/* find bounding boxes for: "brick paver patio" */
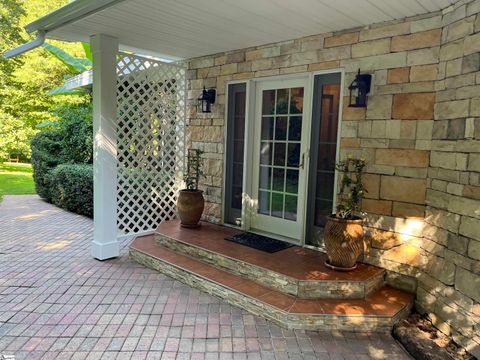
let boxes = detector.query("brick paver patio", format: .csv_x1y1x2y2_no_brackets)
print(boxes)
0,195,411,359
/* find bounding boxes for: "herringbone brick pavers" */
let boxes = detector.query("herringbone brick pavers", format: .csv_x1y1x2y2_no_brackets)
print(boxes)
0,195,411,359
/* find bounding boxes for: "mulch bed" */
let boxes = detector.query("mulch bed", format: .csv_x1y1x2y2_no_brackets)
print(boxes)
393,313,476,360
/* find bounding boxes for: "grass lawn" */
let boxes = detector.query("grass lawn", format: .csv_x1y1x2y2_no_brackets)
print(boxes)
0,162,36,201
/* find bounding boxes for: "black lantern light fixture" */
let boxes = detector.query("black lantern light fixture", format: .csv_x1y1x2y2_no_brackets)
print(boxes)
197,87,216,113
348,69,372,108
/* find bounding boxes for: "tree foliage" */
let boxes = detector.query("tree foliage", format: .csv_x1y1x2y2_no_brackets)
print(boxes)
0,113,37,160
0,0,25,87
0,0,90,160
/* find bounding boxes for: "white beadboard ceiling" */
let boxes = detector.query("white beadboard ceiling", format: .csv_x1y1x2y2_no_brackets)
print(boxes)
42,0,456,60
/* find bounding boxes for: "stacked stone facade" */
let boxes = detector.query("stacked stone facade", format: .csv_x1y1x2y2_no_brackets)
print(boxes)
185,0,480,354
421,1,480,354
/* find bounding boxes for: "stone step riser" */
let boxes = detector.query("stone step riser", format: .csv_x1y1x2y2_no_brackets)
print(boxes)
130,247,411,332
155,233,385,299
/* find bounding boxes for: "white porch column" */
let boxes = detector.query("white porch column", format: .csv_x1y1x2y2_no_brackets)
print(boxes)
90,34,119,260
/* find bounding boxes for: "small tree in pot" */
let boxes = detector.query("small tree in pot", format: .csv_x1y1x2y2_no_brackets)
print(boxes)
324,156,367,271
177,149,205,227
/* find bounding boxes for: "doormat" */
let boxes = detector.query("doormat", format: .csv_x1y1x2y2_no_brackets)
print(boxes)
224,232,294,253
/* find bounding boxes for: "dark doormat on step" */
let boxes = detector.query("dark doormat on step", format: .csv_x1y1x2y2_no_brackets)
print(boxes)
224,232,294,253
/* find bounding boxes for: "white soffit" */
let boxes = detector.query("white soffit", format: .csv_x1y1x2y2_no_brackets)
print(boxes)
37,0,456,60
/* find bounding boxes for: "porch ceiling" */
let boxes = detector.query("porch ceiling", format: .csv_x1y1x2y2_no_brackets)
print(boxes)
32,0,455,60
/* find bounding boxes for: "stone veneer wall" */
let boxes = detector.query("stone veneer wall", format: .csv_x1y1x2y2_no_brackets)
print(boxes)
184,0,480,354
421,0,480,354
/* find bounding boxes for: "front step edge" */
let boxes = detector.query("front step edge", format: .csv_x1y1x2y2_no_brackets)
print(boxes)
130,244,413,332
155,233,385,300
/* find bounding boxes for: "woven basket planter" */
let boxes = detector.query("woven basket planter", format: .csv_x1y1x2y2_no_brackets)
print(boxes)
323,215,364,271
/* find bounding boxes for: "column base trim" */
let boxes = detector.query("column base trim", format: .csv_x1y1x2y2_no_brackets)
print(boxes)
91,240,120,260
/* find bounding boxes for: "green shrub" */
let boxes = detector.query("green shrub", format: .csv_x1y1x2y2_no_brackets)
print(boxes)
49,164,93,217
55,104,93,164
30,130,64,201
30,103,93,215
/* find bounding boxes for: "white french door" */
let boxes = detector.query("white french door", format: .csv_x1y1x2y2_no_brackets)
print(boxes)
250,77,311,242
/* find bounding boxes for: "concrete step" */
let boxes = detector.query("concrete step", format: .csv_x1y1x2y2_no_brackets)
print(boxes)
130,235,414,332
154,220,385,299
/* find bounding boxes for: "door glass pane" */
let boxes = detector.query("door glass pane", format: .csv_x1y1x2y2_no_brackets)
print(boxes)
272,168,285,192
288,116,302,141
277,89,289,114
285,195,298,221
275,117,288,140
262,90,275,115
261,117,274,140
317,143,337,171
313,84,340,228
306,74,341,247
259,191,271,215
233,141,244,162
260,142,272,165
286,169,299,194
225,83,247,226
232,163,243,186
257,86,304,221
316,172,335,199
273,142,286,166
259,166,271,190
287,143,300,167
231,186,242,209
315,199,332,227
290,87,304,114
271,193,284,218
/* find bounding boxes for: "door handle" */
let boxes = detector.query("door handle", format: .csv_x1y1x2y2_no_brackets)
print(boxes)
299,152,305,170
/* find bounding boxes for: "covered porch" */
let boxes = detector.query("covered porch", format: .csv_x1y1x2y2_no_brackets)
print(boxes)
7,0,480,349
15,0,458,260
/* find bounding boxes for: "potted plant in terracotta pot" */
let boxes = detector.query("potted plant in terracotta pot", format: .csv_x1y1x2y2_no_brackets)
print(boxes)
177,148,205,227
324,156,367,271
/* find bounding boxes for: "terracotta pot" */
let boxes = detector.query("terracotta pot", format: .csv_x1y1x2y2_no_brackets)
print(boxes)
323,215,364,271
177,189,205,227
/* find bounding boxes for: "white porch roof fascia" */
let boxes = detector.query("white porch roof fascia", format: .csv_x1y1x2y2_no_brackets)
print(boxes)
14,0,457,61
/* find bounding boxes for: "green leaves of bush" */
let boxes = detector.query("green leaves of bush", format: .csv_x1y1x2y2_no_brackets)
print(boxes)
54,104,93,164
30,130,64,201
30,103,93,217
49,164,93,217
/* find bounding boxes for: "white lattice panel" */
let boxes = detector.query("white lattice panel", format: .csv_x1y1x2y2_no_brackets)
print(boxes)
116,53,186,234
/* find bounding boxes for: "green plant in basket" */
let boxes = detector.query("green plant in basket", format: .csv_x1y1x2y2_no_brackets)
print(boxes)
184,148,204,190
335,156,367,219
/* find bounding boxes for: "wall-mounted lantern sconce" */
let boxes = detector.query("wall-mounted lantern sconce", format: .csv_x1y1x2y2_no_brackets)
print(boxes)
197,87,216,113
348,69,372,108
